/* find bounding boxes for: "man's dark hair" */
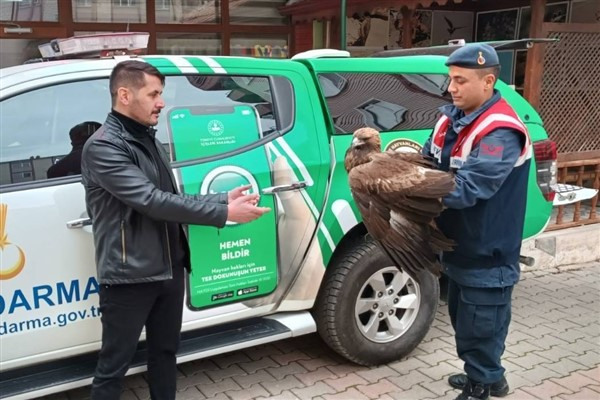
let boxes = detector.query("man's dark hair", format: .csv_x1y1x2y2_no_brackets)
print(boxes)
109,60,165,106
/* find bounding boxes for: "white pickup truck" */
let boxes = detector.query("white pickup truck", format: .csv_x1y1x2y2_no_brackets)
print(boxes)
0,34,569,399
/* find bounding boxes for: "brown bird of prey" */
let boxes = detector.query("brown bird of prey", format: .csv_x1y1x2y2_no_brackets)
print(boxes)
344,127,455,280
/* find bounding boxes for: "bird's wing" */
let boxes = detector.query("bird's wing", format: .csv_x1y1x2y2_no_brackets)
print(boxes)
348,151,454,280
444,16,453,28
352,186,450,280
350,152,454,221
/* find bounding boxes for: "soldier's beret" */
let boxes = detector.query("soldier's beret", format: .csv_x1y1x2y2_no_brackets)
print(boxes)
445,43,500,69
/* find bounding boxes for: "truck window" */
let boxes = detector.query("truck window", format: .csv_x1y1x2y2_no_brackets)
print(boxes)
0,79,109,187
318,73,452,134
156,74,278,151
0,74,286,187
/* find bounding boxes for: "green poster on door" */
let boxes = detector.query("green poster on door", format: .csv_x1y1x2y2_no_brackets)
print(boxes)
168,104,278,309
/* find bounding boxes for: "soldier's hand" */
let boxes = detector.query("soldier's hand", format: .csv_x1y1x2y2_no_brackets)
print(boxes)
227,194,270,223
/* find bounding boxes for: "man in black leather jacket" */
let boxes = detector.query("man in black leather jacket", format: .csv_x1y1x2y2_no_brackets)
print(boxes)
81,60,270,400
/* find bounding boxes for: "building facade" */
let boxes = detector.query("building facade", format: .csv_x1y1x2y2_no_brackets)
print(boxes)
0,0,291,67
280,0,599,94
1,0,598,229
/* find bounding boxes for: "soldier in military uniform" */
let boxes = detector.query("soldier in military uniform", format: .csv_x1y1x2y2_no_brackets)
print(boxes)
422,43,531,400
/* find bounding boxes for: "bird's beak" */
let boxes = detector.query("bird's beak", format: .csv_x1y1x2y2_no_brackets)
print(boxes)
352,137,364,147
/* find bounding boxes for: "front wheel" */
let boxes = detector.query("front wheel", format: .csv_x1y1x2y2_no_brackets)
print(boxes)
314,240,439,366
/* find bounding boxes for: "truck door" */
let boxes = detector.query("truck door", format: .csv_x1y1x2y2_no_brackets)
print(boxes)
144,57,331,326
168,103,280,309
0,77,111,369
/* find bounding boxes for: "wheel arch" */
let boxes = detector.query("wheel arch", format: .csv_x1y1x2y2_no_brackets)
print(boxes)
326,223,367,269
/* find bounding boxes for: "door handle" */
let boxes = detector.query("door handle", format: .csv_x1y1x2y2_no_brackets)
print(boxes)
262,181,308,194
66,218,92,229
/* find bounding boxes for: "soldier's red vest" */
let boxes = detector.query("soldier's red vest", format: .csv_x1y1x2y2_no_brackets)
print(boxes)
430,98,531,169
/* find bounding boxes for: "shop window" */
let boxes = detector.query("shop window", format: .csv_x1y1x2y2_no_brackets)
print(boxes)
157,33,221,55
113,0,138,6
230,34,288,58
71,0,146,23
229,0,287,25
155,0,220,24
318,73,452,134
156,0,170,11
0,0,58,22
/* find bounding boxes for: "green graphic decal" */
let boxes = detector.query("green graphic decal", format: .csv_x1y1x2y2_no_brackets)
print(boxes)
168,104,278,309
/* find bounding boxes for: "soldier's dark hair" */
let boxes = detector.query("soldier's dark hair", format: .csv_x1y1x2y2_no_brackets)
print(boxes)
109,60,165,106
477,65,501,83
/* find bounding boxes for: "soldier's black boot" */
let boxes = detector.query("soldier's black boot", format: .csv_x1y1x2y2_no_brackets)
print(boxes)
449,374,509,397
453,379,490,400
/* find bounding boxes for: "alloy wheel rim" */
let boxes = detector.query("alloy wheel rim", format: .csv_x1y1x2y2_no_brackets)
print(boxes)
354,266,421,343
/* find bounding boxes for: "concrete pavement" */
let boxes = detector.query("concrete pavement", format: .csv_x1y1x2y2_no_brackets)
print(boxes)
51,260,600,400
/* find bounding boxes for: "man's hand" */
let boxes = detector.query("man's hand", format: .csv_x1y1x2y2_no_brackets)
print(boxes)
227,194,270,223
227,184,253,204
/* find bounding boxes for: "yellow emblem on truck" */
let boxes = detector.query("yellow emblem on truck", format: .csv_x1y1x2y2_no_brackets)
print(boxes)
0,204,26,280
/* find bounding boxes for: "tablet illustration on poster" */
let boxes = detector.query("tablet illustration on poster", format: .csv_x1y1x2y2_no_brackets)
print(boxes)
168,104,278,309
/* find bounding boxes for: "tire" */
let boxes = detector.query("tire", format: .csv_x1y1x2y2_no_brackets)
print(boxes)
314,240,439,366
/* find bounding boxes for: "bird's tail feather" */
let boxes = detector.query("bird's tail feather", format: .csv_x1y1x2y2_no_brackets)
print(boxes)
379,234,444,282
429,227,455,253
